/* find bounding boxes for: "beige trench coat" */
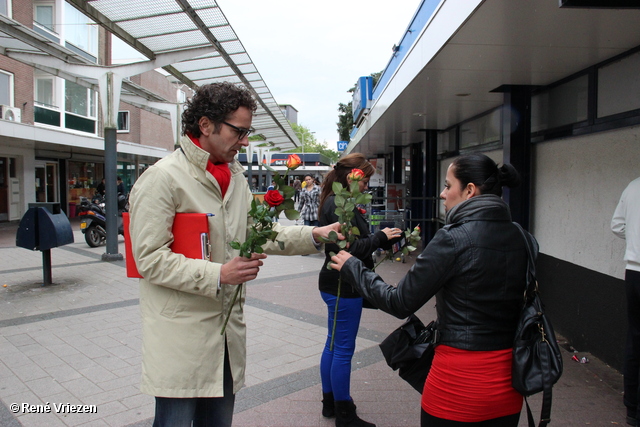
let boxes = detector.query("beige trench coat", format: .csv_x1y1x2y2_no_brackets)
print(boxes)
129,136,317,397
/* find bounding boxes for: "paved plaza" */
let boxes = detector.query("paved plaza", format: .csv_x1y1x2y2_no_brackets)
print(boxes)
0,217,631,426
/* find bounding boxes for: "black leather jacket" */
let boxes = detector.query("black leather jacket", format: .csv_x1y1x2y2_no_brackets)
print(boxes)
319,195,394,298
341,195,538,351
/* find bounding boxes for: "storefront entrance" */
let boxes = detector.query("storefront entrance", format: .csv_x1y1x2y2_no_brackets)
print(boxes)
0,157,7,221
35,161,58,204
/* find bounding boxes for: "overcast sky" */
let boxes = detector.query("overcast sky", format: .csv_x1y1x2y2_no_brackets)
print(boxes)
217,0,421,149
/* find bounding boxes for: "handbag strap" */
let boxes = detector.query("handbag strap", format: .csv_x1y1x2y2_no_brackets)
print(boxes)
513,222,537,298
513,222,554,427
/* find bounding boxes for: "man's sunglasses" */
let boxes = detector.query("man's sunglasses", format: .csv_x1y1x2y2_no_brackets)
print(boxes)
222,121,255,140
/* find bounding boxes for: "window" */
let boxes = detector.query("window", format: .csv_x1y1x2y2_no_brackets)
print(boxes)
35,76,55,107
65,80,96,118
64,2,98,56
34,2,55,33
598,50,640,118
437,128,456,155
0,71,12,106
0,0,10,17
531,75,588,133
177,89,187,103
459,109,501,149
117,111,130,133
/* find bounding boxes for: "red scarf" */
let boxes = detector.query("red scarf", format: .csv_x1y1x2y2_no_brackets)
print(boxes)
187,133,231,197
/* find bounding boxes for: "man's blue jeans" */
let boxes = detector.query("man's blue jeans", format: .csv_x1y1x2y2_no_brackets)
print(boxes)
624,269,640,420
152,347,235,427
320,291,363,401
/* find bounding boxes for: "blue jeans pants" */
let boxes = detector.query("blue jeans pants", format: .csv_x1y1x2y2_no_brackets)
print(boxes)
624,269,640,419
320,291,363,401
152,347,235,427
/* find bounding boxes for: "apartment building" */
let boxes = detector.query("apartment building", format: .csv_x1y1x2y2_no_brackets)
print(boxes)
0,0,179,221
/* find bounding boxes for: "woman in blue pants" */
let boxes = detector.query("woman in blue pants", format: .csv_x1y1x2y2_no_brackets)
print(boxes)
317,153,402,427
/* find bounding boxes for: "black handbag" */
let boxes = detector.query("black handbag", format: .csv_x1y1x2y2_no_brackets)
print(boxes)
379,314,437,393
512,223,563,427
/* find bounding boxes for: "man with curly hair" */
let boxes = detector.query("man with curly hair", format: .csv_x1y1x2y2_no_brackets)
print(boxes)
128,82,342,427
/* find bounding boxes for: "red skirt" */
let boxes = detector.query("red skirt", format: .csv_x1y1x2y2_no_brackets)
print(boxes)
421,345,522,422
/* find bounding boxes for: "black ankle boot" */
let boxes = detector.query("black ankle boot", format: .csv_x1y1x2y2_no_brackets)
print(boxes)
334,400,376,427
322,392,335,418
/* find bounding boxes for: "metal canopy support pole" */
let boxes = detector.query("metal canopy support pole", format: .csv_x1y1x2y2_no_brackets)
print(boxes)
246,141,259,191
393,146,403,183
257,148,264,191
424,130,438,241
264,149,274,188
501,86,532,229
101,71,123,260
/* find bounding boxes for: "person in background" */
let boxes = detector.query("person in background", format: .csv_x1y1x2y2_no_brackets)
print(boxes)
612,176,640,427
331,153,530,427
117,176,125,195
293,177,302,204
317,153,403,427
128,82,342,427
96,178,106,197
298,174,320,227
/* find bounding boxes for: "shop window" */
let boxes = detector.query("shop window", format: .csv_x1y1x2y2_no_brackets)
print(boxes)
598,50,640,118
459,109,501,150
68,161,104,204
117,111,130,133
531,75,588,133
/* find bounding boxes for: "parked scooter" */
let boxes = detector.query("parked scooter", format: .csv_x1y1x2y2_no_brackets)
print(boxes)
78,193,128,247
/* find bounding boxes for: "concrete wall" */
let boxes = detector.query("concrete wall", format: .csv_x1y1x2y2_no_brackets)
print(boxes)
531,125,640,279
529,125,640,370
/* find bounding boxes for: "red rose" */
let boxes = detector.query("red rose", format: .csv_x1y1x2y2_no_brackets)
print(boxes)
347,168,365,182
286,154,301,170
264,189,284,207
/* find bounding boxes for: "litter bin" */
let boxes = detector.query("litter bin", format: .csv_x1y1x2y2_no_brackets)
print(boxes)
16,203,74,285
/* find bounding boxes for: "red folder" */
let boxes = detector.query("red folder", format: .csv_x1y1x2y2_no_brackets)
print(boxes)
123,212,211,278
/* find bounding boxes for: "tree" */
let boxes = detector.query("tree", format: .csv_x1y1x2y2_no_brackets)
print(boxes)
284,123,340,163
336,71,382,142
337,102,353,142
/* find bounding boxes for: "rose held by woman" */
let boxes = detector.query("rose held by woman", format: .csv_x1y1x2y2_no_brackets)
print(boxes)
264,189,285,207
286,154,302,170
347,168,365,181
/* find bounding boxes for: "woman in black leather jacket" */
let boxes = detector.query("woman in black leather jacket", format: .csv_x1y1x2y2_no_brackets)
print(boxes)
330,153,535,427
318,153,402,427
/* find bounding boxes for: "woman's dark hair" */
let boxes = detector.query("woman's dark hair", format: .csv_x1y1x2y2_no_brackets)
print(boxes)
319,153,375,211
450,153,520,197
181,82,257,138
